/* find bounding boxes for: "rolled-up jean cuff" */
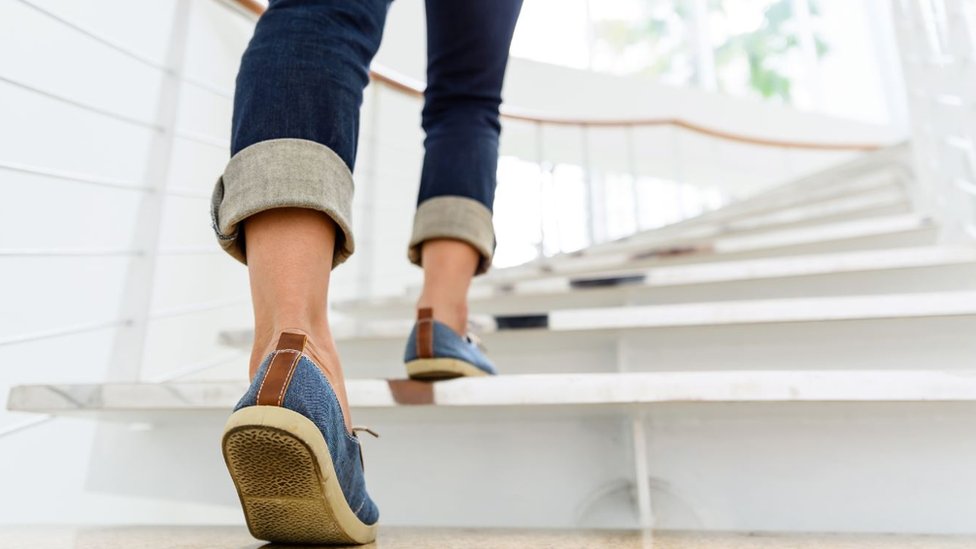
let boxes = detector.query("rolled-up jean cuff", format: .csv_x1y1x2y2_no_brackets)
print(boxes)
408,196,495,275
210,138,355,269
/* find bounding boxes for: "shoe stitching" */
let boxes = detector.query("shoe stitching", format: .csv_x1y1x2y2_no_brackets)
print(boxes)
276,349,303,407
254,350,279,406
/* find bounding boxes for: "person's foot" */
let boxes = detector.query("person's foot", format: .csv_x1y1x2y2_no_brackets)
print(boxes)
403,307,497,380
250,326,354,434
224,331,379,545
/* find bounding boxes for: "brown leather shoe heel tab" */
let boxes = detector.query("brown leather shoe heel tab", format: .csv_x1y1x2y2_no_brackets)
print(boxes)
276,332,307,352
256,332,308,406
417,308,434,359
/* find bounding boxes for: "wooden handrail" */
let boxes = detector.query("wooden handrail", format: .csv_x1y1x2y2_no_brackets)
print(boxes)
225,0,883,152
232,0,265,17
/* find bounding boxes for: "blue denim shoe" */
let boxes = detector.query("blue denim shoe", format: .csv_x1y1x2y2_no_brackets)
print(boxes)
404,307,497,379
221,332,379,545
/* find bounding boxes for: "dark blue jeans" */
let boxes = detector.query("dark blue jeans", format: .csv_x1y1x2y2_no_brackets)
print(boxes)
211,0,523,274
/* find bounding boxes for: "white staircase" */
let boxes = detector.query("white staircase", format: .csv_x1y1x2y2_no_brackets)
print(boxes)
10,146,976,534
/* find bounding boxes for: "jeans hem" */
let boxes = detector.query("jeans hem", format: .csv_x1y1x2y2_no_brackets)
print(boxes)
211,138,355,268
408,196,495,275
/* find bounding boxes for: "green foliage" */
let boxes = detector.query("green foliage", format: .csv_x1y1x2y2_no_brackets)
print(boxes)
714,0,828,101
592,5,688,79
592,0,830,102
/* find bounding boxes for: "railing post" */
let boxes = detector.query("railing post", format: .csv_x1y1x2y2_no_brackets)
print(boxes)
630,413,654,529
84,0,196,508
581,125,602,246
107,0,193,382
670,125,687,222
535,121,549,257
626,124,642,232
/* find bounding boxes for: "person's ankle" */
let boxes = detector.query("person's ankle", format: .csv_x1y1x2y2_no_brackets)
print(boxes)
249,322,355,435
250,323,341,380
416,300,468,336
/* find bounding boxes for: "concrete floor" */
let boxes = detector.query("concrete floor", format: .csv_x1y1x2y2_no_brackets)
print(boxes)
4,526,976,549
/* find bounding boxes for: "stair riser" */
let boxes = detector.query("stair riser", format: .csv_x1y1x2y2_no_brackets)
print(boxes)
75,401,976,534
656,167,897,221
595,184,907,254
211,315,976,379
533,221,922,278
728,187,906,227
577,174,903,255
341,262,976,319
514,227,938,281
721,201,909,238
488,263,976,314
363,401,976,533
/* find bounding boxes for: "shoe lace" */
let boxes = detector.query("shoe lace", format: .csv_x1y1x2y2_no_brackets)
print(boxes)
465,330,487,353
352,426,379,438
351,426,378,472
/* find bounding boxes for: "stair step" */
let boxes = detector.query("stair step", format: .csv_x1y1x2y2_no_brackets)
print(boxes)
8,525,973,549
333,291,976,338
488,214,936,282
338,247,976,319
10,370,976,416
718,187,907,233
544,166,903,259
588,181,908,255
548,290,976,331
212,292,976,379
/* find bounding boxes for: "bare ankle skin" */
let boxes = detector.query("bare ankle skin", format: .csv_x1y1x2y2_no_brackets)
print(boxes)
417,238,480,335
249,326,339,383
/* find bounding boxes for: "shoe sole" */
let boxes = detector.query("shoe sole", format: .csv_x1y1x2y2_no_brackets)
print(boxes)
221,405,377,545
405,357,490,380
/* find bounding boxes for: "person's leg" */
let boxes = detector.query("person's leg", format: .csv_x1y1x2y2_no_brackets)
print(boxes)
217,3,388,542
211,0,391,432
244,207,352,429
415,238,479,334
411,0,524,335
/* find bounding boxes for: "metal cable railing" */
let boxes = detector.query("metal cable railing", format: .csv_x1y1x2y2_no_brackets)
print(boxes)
2,0,254,355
